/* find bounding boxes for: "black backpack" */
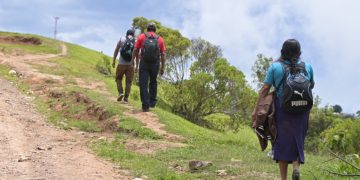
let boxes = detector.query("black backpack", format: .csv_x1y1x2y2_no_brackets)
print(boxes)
142,33,160,64
120,37,135,62
278,60,313,113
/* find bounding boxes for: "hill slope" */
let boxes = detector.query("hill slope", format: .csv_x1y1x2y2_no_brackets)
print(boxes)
0,31,345,179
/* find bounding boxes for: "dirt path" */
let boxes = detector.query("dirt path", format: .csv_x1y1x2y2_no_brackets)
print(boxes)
0,44,67,84
0,78,132,179
0,41,185,178
0,44,132,179
123,107,184,142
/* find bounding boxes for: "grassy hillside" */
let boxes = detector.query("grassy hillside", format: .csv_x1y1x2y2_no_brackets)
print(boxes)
0,31,351,179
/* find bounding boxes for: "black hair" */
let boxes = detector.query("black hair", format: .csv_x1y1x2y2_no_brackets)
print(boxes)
126,29,135,36
281,39,301,62
147,22,156,32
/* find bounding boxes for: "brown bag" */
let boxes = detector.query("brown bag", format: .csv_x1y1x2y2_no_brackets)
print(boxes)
252,92,276,151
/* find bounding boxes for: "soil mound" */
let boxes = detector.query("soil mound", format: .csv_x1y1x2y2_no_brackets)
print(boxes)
0,36,42,45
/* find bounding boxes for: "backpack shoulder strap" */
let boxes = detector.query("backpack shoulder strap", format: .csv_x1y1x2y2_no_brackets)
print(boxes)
154,34,159,39
296,61,308,76
145,32,158,39
276,61,288,91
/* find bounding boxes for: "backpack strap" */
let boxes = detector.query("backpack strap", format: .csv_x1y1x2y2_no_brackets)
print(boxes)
276,61,308,91
296,62,308,76
276,61,287,91
145,32,158,39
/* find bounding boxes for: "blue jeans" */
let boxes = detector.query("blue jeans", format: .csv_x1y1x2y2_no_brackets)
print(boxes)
139,61,160,109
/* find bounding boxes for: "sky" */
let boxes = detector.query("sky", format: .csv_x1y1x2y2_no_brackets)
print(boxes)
0,0,359,113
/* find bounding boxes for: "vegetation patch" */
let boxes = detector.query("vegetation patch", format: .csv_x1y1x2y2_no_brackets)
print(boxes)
46,90,115,132
0,31,60,55
0,35,42,45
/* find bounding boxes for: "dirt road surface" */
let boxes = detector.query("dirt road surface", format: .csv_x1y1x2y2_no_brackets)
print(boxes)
0,78,131,179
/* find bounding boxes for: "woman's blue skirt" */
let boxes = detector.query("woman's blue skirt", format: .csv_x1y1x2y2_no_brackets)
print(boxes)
273,97,309,164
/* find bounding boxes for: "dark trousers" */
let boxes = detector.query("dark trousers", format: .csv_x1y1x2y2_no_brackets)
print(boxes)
115,65,134,99
139,61,160,109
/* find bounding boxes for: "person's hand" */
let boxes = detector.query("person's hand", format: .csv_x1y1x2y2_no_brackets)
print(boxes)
112,62,115,68
160,66,164,76
251,110,257,128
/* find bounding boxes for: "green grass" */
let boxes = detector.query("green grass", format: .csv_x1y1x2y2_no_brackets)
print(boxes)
69,120,101,132
0,31,61,54
0,63,30,93
119,116,162,139
92,138,188,179
0,32,356,179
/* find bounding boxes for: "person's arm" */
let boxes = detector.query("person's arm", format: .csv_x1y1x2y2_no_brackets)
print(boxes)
252,84,271,127
310,65,315,89
132,34,143,73
112,40,121,68
132,48,140,72
160,52,166,75
159,37,166,75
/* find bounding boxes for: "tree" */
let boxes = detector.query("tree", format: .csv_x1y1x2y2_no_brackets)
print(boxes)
356,110,360,118
251,54,273,90
190,38,222,74
171,59,252,122
166,52,256,130
333,104,343,114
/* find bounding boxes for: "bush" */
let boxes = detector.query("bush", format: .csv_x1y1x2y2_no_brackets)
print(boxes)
203,113,231,132
305,106,341,152
96,55,112,76
321,120,360,154
336,154,360,174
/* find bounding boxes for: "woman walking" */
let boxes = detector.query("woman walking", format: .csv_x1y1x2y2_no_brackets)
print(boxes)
254,39,315,180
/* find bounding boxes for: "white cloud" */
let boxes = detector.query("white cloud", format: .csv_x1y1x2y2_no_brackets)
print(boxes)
178,0,302,73
294,0,360,113
175,0,360,113
58,25,120,56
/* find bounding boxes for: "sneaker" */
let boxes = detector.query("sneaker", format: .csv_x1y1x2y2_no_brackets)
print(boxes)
142,108,150,112
117,93,124,102
292,170,300,180
123,98,129,104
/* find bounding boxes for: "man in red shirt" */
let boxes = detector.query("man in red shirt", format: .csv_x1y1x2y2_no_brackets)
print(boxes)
131,22,166,112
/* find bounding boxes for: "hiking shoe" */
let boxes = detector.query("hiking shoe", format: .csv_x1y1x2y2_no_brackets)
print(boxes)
123,98,129,104
117,93,124,102
292,170,300,180
142,108,150,112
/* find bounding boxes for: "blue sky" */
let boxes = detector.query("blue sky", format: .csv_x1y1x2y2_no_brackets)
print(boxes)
1,0,359,113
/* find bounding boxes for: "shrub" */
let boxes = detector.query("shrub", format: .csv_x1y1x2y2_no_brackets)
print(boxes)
203,113,231,132
336,154,360,174
96,55,112,76
321,120,360,154
305,106,341,152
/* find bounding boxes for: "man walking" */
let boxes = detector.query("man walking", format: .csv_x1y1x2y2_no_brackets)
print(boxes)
131,23,166,112
112,29,136,103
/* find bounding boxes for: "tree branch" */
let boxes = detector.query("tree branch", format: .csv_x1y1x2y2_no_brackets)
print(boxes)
319,167,360,177
327,149,360,171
